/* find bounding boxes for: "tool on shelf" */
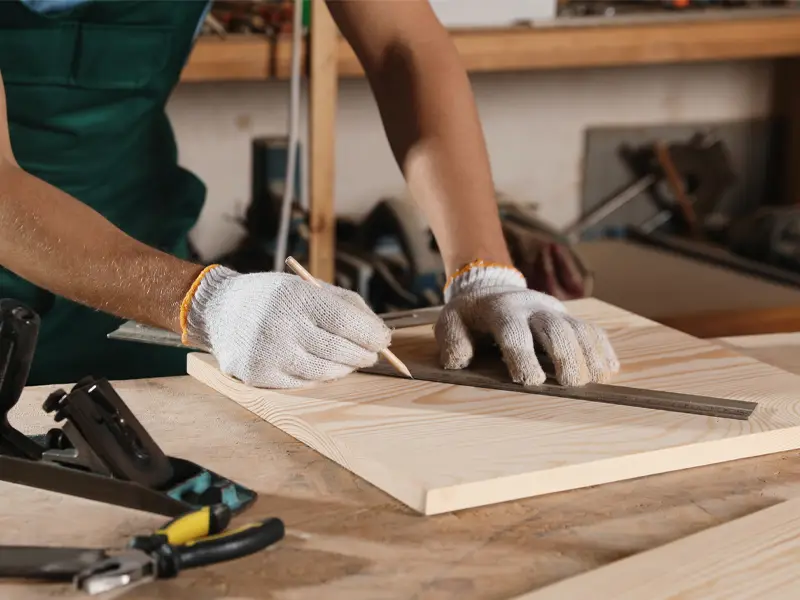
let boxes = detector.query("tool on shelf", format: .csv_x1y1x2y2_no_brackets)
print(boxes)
564,133,737,242
0,299,257,517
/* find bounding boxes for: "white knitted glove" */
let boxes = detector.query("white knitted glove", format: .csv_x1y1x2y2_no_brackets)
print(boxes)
435,262,619,387
183,266,391,388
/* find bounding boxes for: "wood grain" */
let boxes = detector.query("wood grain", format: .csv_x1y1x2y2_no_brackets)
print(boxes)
187,298,800,515
516,497,800,599
2,331,800,599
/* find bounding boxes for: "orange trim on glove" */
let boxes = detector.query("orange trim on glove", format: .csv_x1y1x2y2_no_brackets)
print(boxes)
180,264,220,345
443,259,524,293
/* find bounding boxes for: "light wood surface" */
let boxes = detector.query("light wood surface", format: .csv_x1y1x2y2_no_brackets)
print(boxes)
2,330,800,599
187,298,800,515
308,0,337,282
516,496,800,599
180,15,800,82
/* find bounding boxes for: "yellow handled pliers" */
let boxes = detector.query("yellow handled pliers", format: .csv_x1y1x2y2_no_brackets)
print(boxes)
74,505,284,595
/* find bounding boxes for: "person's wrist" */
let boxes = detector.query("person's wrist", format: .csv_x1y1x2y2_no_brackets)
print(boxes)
180,264,238,348
445,240,514,277
443,260,526,303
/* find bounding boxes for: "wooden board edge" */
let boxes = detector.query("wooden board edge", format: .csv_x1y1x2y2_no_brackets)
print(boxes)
424,427,800,514
186,353,430,514
512,496,800,599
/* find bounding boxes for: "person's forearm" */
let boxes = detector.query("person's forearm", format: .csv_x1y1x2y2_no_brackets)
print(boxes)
0,160,204,332
364,34,511,275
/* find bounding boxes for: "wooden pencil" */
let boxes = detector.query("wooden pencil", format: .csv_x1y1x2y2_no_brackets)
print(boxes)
285,256,413,379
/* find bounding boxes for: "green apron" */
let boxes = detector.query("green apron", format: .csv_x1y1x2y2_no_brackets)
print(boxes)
0,0,210,385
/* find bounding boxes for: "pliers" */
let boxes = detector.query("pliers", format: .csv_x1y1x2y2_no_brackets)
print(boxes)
74,504,284,595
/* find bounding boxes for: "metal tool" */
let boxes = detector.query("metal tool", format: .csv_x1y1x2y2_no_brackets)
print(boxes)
0,299,257,517
0,546,109,582
564,173,657,242
0,505,285,594
75,505,285,595
107,306,445,348
565,133,737,242
360,358,757,420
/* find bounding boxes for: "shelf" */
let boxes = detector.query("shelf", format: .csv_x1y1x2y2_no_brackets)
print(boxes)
180,13,800,82
180,36,272,82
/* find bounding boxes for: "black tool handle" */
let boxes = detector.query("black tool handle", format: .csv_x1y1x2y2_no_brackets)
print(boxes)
0,299,43,459
156,518,284,577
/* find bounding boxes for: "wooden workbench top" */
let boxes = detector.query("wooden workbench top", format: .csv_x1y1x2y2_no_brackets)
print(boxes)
3,332,800,600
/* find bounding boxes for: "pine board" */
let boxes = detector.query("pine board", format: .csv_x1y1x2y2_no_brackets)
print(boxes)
186,298,800,515
516,497,800,600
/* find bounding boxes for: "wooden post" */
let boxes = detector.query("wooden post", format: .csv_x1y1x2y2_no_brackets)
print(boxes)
308,0,338,281
772,58,800,206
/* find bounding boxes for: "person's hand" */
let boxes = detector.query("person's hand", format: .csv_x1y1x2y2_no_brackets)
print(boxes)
434,261,619,387
182,266,391,388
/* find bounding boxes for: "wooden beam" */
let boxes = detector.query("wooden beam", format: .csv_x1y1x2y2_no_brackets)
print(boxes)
772,57,800,205
308,0,338,281
337,15,800,76
659,305,800,339
180,37,271,82
180,15,800,83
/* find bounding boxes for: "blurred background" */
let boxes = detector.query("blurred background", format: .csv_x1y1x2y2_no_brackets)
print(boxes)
171,0,800,338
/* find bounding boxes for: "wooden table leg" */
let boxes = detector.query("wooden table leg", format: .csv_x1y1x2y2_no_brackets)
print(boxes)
308,0,338,281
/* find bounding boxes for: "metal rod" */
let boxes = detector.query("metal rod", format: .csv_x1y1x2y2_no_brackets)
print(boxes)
564,174,657,242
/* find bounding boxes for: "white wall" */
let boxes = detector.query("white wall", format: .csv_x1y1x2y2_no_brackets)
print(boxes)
167,60,773,261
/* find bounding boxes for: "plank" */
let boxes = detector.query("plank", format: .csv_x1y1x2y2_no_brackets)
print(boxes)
186,298,800,516
308,0,338,282
515,497,800,600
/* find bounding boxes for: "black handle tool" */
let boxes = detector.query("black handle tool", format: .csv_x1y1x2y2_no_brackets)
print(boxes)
74,505,285,595
0,299,45,459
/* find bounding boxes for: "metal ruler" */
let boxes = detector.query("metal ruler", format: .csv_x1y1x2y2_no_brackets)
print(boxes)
360,360,756,421
108,308,757,420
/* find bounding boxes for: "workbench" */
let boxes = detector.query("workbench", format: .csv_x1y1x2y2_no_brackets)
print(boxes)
2,331,800,599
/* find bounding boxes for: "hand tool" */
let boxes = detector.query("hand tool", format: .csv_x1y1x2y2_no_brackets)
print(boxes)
0,505,285,594
285,256,414,379
0,299,257,518
0,546,109,582
74,505,285,595
107,306,443,349
564,133,737,242
360,352,757,420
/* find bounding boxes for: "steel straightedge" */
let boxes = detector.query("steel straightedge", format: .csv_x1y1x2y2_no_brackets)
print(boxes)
359,360,757,420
